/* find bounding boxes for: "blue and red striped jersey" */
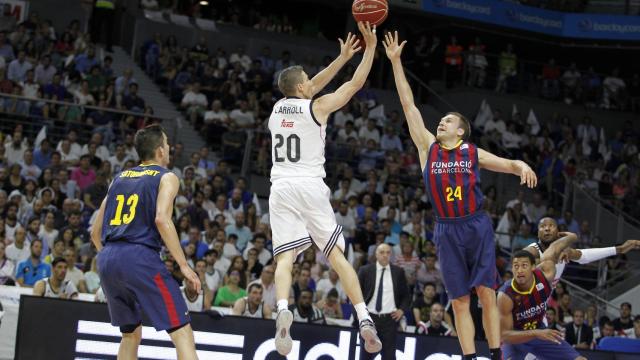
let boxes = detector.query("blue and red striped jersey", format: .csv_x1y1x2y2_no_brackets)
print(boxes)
423,141,483,219
499,268,553,331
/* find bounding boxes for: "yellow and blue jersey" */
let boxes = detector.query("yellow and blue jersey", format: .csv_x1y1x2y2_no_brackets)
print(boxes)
102,164,168,251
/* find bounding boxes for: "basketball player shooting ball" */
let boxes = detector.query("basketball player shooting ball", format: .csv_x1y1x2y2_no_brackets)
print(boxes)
268,21,382,356
382,31,537,360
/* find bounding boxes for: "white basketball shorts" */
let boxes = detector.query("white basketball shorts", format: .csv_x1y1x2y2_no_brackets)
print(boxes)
269,177,344,259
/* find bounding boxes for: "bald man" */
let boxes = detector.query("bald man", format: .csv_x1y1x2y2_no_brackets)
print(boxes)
357,244,411,360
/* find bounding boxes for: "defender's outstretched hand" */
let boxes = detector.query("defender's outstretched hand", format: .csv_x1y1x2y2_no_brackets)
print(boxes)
383,31,407,61
339,32,362,60
520,163,538,188
357,21,377,49
618,239,640,254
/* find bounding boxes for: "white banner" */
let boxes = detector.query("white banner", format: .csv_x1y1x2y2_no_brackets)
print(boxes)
0,0,29,23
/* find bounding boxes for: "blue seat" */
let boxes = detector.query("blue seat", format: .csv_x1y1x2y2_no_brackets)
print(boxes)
597,337,640,353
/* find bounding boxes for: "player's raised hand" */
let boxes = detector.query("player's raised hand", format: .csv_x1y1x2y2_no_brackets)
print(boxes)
339,32,362,60
383,31,407,61
519,163,538,188
181,264,202,294
357,21,377,49
617,239,640,254
535,329,564,344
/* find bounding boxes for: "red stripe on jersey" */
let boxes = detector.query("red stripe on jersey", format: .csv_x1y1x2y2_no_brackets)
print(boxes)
428,144,447,218
454,147,465,216
468,144,477,214
154,273,180,328
443,150,455,218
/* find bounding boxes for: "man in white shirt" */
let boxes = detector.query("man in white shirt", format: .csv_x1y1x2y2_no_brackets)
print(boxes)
63,247,87,293
209,194,235,225
229,100,255,128
211,241,231,274
56,131,82,159
380,126,403,152
229,46,252,72
108,143,129,174
6,226,30,267
335,201,357,239
357,244,410,360
337,120,359,143
242,234,272,265
80,133,110,161
316,269,346,302
501,122,522,150
204,99,228,126
181,82,208,126
483,109,506,134
248,264,276,309
19,149,41,181
4,131,27,165
203,249,223,296
359,118,381,144
333,104,353,128
602,69,626,109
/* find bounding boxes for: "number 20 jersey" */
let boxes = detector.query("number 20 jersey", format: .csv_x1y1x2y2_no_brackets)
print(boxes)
268,97,327,181
102,164,168,251
423,141,484,219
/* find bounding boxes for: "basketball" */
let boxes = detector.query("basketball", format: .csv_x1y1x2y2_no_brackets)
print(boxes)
352,0,388,27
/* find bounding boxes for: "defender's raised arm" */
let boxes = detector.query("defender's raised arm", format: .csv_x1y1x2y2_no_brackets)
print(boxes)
383,31,435,166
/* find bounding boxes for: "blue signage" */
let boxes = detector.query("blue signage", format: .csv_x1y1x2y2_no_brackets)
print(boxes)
423,0,640,40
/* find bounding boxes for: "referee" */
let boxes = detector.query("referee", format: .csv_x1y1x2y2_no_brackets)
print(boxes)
357,244,410,360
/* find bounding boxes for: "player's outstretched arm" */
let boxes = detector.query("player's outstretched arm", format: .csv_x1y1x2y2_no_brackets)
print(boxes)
156,172,201,293
539,232,578,281
90,198,107,252
478,148,538,188
309,32,361,97
313,21,376,123
383,30,435,166
498,292,563,344
561,239,640,264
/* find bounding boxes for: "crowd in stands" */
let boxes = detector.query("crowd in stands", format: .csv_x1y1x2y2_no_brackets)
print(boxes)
0,5,638,350
0,10,157,142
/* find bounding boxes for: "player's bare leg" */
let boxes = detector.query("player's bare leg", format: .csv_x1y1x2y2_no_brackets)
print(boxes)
118,325,141,360
451,296,476,355
327,247,382,353
274,251,295,355
168,323,199,360
477,286,501,355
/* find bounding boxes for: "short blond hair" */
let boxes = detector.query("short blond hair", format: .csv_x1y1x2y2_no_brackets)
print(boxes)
277,65,304,96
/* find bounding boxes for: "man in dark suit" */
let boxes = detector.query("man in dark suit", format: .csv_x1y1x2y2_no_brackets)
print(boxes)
357,243,410,360
565,309,593,349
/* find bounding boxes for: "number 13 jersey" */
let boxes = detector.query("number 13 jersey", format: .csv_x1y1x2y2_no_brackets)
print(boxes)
268,97,326,181
423,141,484,219
102,164,168,251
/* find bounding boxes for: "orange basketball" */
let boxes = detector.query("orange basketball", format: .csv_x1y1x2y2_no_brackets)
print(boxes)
352,0,388,27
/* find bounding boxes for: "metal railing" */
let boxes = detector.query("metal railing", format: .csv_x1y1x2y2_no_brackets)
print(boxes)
0,93,180,146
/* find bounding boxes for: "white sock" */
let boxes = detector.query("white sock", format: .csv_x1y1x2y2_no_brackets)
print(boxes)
277,299,289,313
354,302,371,322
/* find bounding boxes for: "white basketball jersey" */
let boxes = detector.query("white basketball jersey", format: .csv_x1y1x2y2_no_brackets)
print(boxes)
269,97,326,181
242,297,264,318
181,286,205,312
527,242,566,283
43,278,77,298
